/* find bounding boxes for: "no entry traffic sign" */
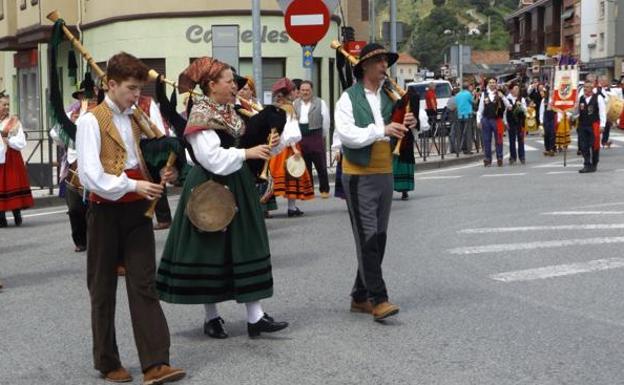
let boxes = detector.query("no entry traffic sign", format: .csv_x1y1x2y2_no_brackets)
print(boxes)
284,0,330,46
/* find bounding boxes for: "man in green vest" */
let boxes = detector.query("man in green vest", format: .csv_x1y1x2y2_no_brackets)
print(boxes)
334,43,416,322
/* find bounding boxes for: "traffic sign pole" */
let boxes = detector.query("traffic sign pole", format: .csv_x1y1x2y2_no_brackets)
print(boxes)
284,0,330,80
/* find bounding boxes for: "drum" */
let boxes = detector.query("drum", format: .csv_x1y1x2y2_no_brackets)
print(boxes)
286,154,306,179
607,97,624,124
186,180,237,232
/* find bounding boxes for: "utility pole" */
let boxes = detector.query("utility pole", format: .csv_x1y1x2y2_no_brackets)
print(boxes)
252,0,263,101
369,0,376,43
390,0,397,79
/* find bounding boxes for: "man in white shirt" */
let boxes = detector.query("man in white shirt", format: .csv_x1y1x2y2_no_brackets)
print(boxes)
504,84,528,164
477,78,511,167
75,52,185,384
334,43,415,322
294,80,331,198
577,81,606,173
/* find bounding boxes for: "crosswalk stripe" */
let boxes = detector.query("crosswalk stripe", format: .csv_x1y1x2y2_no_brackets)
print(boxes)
490,257,624,282
448,236,624,255
458,224,624,234
542,211,624,216
481,173,526,177
416,175,463,180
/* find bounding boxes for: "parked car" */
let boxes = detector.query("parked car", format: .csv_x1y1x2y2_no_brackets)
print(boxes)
405,80,453,113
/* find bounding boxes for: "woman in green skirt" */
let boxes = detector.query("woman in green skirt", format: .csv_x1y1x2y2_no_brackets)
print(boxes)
156,57,293,338
393,106,430,200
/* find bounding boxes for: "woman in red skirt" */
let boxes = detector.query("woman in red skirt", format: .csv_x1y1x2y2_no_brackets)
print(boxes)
0,93,33,227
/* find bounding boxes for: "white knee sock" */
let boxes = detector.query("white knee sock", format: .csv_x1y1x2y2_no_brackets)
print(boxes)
288,199,297,210
245,301,264,324
204,304,220,322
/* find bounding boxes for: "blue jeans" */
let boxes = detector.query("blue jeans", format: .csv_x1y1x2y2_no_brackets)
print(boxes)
508,124,525,161
482,117,503,161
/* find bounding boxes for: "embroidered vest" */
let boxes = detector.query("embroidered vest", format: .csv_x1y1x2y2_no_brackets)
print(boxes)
342,82,393,169
90,102,142,177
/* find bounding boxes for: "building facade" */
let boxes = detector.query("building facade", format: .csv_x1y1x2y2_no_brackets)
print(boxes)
0,0,358,188
580,0,624,79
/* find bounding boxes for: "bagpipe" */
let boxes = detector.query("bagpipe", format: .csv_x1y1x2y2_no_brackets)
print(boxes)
47,10,184,218
330,40,420,157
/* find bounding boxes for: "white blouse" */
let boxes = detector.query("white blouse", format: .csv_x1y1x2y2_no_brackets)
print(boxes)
188,112,302,176
0,117,26,165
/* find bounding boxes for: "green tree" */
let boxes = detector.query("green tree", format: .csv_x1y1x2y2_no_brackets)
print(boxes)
410,6,459,69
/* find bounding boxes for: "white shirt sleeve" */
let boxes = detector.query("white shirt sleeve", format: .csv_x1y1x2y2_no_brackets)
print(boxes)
321,100,331,138
598,95,607,127
8,123,26,151
187,129,246,176
501,94,512,110
76,113,138,201
476,94,485,125
0,133,5,164
280,115,302,147
149,99,167,134
334,92,385,149
331,129,342,150
418,107,430,131
539,100,546,124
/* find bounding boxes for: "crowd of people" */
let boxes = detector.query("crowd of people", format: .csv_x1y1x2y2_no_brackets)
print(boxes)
442,72,623,172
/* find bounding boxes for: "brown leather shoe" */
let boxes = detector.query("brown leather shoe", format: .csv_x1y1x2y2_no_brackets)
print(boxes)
320,192,330,199
116,265,126,276
372,301,400,321
497,159,503,167
143,365,186,385
103,367,132,383
154,222,171,230
350,300,373,314
0,278,3,289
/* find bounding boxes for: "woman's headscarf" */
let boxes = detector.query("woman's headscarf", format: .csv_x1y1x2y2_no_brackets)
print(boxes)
178,57,229,95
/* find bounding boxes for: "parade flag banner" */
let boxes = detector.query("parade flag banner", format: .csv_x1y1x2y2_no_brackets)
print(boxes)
552,65,578,113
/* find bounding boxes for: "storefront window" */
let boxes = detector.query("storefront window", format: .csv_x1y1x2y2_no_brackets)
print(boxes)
239,58,285,102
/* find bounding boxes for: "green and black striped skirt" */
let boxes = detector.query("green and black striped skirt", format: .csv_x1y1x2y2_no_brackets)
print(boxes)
156,164,273,304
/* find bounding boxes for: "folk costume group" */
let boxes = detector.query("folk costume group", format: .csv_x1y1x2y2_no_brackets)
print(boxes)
3,35,423,383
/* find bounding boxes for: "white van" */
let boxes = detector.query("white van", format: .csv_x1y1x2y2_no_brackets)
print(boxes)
405,80,453,112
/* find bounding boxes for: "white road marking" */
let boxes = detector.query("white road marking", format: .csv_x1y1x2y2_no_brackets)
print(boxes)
415,175,463,180
5,209,68,220
542,211,624,216
481,173,526,177
546,171,579,174
490,257,624,282
524,144,539,152
459,224,624,234
448,236,624,255
532,158,582,168
415,162,482,175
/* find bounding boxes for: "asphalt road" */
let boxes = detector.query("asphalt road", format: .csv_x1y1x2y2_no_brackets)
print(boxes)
3,133,624,385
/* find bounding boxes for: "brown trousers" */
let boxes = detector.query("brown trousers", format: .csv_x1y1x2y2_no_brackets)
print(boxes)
86,199,170,373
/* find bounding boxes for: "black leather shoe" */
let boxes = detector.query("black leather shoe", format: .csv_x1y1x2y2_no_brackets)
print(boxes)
287,208,304,217
0,213,7,228
579,167,592,173
401,192,409,201
247,314,288,338
203,317,228,339
12,210,22,226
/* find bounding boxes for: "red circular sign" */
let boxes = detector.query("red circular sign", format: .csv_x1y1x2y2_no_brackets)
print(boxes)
284,0,330,46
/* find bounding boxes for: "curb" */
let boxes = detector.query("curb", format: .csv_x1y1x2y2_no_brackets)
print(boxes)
32,156,481,207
